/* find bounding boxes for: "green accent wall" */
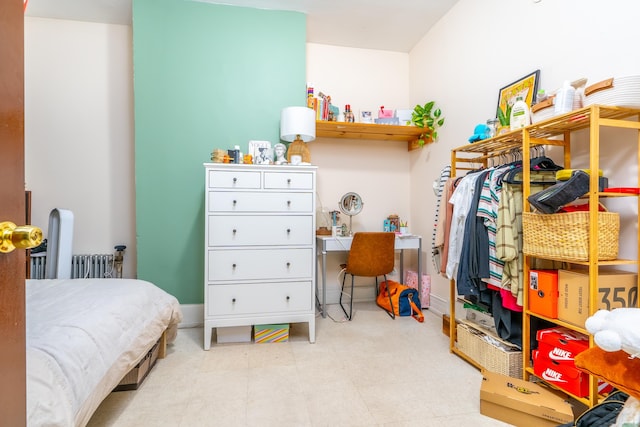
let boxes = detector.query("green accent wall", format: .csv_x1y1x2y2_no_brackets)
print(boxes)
133,0,307,303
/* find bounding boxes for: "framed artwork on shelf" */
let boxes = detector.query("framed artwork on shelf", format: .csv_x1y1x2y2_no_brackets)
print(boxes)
496,70,540,123
248,140,272,165
360,110,373,123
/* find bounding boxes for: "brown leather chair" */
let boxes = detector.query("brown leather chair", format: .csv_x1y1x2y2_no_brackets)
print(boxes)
339,232,396,320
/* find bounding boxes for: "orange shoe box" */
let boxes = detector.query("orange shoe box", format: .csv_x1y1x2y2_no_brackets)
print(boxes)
528,270,558,319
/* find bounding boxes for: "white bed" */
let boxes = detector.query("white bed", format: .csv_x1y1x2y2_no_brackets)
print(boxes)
26,278,183,427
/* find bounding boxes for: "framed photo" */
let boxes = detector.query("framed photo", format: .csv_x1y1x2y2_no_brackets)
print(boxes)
360,110,373,123
496,70,540,122
248,140,272,165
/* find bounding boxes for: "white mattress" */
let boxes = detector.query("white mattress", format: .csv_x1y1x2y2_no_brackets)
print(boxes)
26,278,183,427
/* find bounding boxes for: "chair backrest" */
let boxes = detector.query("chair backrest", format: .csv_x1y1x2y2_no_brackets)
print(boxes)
345,232,395,277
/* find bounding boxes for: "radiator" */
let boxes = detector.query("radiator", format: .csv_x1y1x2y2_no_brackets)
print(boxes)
30,253,116,279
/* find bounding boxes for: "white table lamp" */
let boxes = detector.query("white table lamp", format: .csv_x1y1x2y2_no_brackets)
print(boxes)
280,106,316,163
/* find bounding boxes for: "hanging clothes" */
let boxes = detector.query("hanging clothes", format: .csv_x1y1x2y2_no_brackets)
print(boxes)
446,170,483,280
476,165,511,288
431,165,451,275
456,169,491,297
437,178,456,277
496,170,559,306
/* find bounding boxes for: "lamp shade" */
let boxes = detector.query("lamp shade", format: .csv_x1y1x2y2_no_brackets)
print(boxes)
280,106,316,143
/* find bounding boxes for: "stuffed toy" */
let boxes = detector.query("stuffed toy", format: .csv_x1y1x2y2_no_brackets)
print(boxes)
578,308,640,426
585,308,640,358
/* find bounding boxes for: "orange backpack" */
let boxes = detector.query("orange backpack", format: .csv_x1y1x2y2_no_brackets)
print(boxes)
377,280,424,322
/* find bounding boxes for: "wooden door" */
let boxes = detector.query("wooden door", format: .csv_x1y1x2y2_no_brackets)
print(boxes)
0,0,27,425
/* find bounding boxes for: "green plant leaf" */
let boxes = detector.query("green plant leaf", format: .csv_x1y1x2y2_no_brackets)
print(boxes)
497,106,507,126
411,101,444,144
423,101,435,112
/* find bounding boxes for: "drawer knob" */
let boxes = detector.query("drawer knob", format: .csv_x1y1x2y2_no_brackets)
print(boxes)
232,298,236,303
233,177,237,183
287,178,291,184
286,228,291,234
232,229,237,234
287,200,291,206
286,262,291,268
233,200,237,205
232,263,237,268
286,296,290,301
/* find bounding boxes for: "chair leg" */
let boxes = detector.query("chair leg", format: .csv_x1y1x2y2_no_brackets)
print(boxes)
383,274,395,319
339,273,354,320
349,275,355,319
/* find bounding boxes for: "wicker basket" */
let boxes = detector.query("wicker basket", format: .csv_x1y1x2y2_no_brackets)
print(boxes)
531,95,555,124
522,210,619,262
456,322,522,378
584,76,640,109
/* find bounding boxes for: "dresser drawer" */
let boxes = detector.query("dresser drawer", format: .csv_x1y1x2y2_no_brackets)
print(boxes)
208,170,261,189
208,248,313,281
208,191,313,213
264,171,314,190
208,215,313,246
207,281,312,316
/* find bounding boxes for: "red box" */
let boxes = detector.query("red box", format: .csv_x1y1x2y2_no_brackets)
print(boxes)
528,270,558,318
532,349,589,397
536,327,588,365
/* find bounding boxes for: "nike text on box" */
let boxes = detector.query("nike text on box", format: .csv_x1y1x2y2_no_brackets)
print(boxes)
536,326,588,365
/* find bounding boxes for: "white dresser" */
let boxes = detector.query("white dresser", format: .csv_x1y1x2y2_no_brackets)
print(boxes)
203,163,317,349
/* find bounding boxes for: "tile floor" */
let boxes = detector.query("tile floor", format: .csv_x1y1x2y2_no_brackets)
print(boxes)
88,302,514,427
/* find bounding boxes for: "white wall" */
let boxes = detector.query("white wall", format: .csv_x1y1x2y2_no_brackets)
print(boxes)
24,17,136,278
408,0,640,314
24,1,640,310
306,44,416,304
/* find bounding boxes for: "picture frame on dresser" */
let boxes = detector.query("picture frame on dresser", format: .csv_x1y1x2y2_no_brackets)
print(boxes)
248,140,272,165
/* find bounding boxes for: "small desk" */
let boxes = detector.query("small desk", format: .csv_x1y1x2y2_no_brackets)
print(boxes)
315,235,422,318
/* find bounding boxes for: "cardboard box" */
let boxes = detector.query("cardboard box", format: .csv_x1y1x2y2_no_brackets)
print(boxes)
465,306,497,335
254,324,289,343
114,340,160,391
216,326,252,344
557,269,637,327
529,270,558,318
532,348,614,397
442,314,450,337
536,327,588,365
480,370,574,427
532,349,589,397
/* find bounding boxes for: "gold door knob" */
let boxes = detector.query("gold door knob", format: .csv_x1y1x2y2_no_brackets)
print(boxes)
0,221,43,253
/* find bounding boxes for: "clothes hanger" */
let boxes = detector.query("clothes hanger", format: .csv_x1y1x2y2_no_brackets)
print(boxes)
501,146,562,185
530,146,563,172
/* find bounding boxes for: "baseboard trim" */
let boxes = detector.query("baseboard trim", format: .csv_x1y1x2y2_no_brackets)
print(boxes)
178,304,203,328
428,294,447,317
180,294,450,328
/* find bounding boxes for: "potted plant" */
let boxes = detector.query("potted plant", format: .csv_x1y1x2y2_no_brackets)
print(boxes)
411,101,445,147
496,103,512,134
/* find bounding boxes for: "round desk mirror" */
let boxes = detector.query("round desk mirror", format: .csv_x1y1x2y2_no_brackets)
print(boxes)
338,192,363,236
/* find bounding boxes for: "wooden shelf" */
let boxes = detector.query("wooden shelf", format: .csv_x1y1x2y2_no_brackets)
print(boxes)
315,120,426,151
449,104,640,409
